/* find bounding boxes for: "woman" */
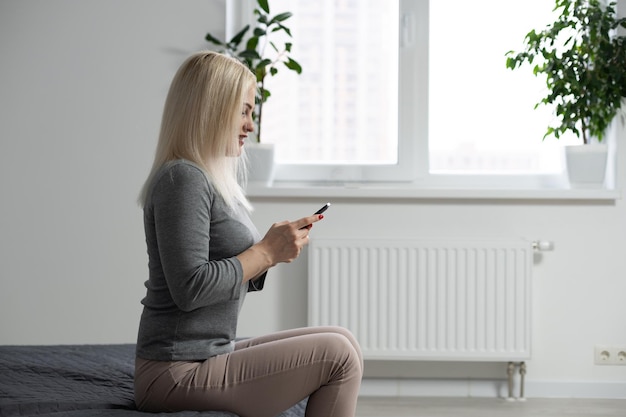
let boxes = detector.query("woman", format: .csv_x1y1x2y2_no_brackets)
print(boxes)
134,51,363,417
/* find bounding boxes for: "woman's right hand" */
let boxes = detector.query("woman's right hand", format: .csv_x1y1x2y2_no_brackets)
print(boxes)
236,214,324,281
261,214,323,263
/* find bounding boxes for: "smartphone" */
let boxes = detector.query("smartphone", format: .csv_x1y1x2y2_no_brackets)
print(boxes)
314,202,331,215
301,203,331,229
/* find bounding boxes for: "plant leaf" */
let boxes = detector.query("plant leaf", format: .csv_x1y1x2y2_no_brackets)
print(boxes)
258,58,272,68
257,0,270,14
270,12,292,24
245,37,259,52
285,58,302,74
229,25,250,46
239,50,262,60
205,33,224,46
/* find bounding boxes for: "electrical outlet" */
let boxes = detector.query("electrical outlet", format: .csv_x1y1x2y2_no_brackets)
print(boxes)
594,346,626,365
595,346,612,365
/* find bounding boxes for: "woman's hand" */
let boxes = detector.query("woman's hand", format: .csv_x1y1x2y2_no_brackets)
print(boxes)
261,214,322,263
236,214,324,282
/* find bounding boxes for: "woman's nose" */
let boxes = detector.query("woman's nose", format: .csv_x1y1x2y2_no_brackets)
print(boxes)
245,120,255,132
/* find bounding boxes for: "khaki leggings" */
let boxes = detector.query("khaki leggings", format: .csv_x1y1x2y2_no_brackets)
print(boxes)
134,326,363,417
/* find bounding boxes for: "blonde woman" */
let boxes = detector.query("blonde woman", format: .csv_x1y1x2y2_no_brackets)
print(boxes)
134,51,363,417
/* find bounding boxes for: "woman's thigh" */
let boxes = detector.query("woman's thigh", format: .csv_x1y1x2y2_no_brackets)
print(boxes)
136,329,361,417
235,325,363,370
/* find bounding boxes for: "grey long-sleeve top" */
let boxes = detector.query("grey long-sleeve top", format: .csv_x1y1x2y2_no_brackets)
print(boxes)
136,159,265,361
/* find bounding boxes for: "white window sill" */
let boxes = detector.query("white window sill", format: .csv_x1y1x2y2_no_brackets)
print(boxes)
246,181,620,201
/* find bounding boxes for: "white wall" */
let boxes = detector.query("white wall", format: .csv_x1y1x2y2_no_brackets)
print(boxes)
1,0,625,399
0,0,225,343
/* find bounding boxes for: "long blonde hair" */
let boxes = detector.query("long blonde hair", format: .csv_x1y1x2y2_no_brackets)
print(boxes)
139,51,255,211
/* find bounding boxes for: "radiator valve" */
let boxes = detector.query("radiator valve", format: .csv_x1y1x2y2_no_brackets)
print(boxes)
532,240,553,251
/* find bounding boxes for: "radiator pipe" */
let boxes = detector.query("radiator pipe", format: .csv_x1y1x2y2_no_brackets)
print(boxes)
519,362,527,401
507,362,515,401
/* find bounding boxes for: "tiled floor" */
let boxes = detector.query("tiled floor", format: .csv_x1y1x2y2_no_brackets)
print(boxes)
355,397,626,417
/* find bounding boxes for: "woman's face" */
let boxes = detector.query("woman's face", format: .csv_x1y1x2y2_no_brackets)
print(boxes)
236,86,256,156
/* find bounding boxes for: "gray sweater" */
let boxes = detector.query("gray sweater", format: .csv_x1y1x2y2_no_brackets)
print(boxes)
136,160,265,361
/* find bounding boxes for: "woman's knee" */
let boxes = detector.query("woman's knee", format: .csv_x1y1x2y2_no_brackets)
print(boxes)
323,326,363,370
318,332,363,379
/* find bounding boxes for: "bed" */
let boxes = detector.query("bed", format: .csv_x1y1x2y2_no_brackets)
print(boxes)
0,344,307,417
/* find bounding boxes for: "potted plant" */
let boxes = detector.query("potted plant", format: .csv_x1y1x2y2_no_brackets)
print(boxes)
205,0,302,185
505,0,626,186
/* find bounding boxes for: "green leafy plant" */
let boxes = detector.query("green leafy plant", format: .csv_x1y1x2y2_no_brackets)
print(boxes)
505,0,626,144
205,0,302,143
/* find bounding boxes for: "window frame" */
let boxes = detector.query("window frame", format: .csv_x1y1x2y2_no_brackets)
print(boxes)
231,0,618,194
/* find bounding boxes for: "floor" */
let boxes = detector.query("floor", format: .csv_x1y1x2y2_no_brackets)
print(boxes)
355,397,626,417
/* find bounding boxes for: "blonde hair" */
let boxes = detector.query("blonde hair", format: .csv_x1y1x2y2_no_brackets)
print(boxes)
139,51,255,211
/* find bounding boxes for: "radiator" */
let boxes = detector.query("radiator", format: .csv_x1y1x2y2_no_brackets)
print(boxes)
308,238,532,361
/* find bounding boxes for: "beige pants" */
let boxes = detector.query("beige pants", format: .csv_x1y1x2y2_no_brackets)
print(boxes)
134,326,363,417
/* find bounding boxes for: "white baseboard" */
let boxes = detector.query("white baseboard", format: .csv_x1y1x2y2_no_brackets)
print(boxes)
359,378,626,400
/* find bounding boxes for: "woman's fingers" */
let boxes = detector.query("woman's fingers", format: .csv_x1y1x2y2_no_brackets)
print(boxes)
296,214,324,230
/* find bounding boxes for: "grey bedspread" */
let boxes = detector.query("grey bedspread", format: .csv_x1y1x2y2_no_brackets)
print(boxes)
0,344,306,417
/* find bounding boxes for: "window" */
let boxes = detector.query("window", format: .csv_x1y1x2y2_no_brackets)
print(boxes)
259,0,407,182
234,0,585,185
427,0,579,177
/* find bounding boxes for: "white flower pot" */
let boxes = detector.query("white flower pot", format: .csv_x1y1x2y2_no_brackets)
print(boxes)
564,144,608,188
245,142,275,186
